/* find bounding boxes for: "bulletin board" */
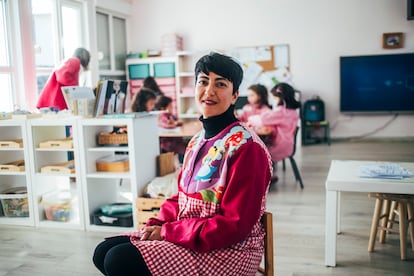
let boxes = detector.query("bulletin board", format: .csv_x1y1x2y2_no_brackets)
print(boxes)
228,44,290,71
227,44,291,96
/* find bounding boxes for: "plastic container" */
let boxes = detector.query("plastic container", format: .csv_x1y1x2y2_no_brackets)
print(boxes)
0,186,29,217
40,190,73,222
93,203,133,227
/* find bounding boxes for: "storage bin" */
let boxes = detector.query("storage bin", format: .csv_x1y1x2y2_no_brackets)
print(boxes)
93,203,133,227
0,139,23,148
39,137,73,149
129,79,144,88
40,160,75,174
96,155,129,172
0,186,29,217
153,63,175,78
128,63,150,80
98,132,128,146
156,77,176,86
40,190,73,222
0,160,25,172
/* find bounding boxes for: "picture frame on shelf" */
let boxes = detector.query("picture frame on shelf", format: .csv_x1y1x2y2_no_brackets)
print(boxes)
382,32,404,49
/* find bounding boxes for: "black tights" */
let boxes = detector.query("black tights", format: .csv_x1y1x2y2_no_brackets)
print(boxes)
92,236,152,276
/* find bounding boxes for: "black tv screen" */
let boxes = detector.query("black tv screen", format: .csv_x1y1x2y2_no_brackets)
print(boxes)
340,53,414,113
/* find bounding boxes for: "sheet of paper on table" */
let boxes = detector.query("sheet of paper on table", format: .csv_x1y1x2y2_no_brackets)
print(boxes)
358,163,414,179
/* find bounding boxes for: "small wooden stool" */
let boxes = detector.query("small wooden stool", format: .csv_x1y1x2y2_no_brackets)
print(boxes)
368,193,414,260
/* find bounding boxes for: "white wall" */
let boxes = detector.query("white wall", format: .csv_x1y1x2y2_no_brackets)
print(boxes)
128,0,414,139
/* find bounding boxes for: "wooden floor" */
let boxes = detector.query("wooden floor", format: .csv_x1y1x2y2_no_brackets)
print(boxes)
1,140,414,275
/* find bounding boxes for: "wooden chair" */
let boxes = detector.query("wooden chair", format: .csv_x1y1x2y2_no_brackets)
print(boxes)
258,212,274,276
368,193,414,260
280,127,304,189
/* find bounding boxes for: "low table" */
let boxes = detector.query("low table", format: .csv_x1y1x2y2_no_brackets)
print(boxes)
325,160,414,267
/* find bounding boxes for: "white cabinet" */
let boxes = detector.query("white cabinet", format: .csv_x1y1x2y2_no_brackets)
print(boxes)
78,115,159,232
26,117,84,229
0,120,35,226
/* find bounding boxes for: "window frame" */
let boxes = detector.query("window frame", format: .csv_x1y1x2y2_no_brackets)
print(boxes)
96,8,128,80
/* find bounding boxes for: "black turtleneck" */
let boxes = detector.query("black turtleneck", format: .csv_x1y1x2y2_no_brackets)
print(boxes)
199,105,239,139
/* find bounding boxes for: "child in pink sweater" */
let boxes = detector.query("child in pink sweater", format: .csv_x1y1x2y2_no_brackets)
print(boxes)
248,82,300,163
238,84,271,122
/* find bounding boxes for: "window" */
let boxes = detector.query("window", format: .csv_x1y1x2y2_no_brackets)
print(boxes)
96,10,127,80
32,0,86,93
0,0,15,111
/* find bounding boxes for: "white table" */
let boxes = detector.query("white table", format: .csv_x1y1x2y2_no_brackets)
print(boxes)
325,160,414,267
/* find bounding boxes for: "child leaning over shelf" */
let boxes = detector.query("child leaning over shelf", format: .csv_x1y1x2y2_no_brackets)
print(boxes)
129,87,157,113
154,95,186,162
237,83,271,123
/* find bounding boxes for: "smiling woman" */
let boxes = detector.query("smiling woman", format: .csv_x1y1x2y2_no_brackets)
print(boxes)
93,52,273,276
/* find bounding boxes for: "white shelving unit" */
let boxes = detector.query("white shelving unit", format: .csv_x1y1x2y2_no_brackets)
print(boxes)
78,115,159,232
175,51,198,119
126,53,206,119
0,119,35,226
26,117,84,229
125,56,178,114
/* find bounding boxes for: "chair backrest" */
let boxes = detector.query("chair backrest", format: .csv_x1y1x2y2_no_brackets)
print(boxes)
258,211,274,276
290,126,300,157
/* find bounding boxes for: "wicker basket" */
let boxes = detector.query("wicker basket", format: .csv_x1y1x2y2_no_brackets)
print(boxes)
97,132,128,146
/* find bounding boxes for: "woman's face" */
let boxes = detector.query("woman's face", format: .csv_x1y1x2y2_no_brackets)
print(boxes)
195,72,238,118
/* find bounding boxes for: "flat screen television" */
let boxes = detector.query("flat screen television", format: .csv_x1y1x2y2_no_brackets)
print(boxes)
340,53,414,113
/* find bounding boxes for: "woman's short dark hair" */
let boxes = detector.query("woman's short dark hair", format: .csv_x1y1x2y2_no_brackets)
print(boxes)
194,52,243,93
73,47,90,69
155,95,172,110
270,82,301,109
248,84,269,107
131,88,156,112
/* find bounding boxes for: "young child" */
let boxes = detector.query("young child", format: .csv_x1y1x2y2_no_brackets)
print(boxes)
237,84,271,122
248,82,300,163
129,87,157,112
154,95,186,161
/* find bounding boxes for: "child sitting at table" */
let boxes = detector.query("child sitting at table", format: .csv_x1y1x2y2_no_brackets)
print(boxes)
155,95,186,162
237,84,271,122
248,82,300,173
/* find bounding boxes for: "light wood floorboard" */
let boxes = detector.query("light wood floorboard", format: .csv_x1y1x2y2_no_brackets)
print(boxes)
0,140,413,275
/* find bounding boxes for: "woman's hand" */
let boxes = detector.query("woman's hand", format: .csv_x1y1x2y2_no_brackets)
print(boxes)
140,225,163,241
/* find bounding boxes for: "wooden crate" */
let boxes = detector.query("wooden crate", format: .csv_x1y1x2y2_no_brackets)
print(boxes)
0,160,25,172
39,138,73,149
0,139,23,148
40,160,75,174
135,197,165,228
